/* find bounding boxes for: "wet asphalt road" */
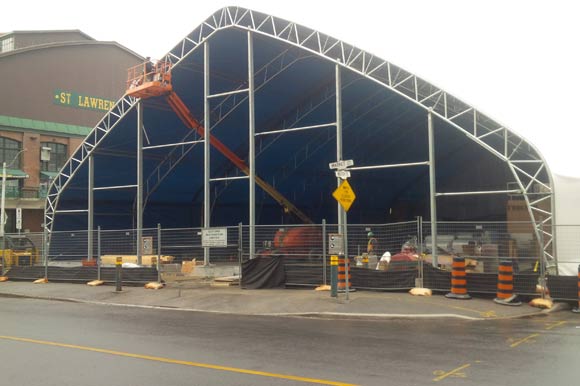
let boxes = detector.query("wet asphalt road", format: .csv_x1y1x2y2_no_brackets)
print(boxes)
0,297,578,386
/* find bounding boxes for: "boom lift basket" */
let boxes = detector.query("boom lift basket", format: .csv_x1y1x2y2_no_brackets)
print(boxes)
126,60,172,98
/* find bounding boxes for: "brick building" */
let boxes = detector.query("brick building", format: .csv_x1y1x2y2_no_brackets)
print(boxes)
0,30,143,232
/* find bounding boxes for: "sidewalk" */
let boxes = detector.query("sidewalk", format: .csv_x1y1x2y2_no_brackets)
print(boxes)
0,280,567,320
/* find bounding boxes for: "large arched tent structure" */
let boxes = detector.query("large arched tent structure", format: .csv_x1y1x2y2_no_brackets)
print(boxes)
44,7,554,262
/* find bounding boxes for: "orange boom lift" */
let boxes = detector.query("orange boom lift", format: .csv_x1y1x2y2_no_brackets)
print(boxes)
126,60,313,224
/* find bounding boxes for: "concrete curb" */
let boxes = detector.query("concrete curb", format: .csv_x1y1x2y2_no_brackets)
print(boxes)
543,302,572,313
0,292,482,320
0,291,559,321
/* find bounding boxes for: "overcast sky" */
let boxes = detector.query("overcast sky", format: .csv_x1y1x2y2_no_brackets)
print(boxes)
3,0,579,177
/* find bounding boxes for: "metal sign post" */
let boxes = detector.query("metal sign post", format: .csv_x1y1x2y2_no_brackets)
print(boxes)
157,224,162,283
329,233,343,300
16,207,22,234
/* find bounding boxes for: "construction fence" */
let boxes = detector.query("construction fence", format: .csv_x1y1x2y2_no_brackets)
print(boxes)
1,220,579,301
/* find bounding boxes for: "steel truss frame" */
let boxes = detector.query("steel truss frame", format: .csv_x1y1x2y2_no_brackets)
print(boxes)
45,6,554,261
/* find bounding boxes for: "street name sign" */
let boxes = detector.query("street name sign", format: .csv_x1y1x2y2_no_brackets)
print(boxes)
329,159,354,170
335,170,351,179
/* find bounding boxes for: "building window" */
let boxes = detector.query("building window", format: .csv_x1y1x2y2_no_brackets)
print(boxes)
1,37,14,53
41,142,68,172
0,137,23,168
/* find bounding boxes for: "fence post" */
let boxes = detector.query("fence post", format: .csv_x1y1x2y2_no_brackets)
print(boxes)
322,219,327,286
416,216,424,288
1,236,5,277
157,223,161,283
238,222,243,287
43,224,48,280
97,226,101,281
572,265,580,313
538,224,546,299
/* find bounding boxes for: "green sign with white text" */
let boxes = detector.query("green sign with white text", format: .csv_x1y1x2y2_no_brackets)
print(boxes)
53,90,116,112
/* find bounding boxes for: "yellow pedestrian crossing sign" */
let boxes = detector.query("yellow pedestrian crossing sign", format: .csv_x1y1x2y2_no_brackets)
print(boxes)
332,179,356,212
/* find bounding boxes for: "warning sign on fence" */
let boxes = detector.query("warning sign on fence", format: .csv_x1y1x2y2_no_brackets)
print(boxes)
202,228,228,247
141,236,153,254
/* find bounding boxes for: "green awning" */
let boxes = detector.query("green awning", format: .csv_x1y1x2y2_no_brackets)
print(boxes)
3,168,28,180
0,114,91,137
40,171,59,179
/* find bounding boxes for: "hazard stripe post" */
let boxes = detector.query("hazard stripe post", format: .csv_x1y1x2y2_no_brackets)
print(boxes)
573,264,580,314
445,256,471,299
494,260,521,306
337,254,355,293
330,255,338,298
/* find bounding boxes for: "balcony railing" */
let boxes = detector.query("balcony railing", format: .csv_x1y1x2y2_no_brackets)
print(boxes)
3,186,48,199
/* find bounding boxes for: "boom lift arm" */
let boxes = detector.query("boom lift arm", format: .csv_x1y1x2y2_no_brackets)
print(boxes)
127,60,314,224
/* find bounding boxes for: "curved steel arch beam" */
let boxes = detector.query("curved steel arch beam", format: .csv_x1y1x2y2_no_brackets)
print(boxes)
47,6,555,260
44,95,139,238
162,7,551,176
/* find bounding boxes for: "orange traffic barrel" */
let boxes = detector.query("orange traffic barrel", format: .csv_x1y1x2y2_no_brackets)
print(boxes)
445,257,471,300
493,260,521,306
338,257,355,292
573,265,580,313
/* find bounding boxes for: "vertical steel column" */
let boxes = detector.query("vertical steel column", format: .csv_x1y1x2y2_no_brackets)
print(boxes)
550,194,558,274
417,216,424,288
203,41,211,266
335,63,343,234
428,109,438,268
336,62,349,299
322,219,327,285
248,31,256,259
136,101,143,265
238,222,243,286
87,155,94,261
538,222,546,299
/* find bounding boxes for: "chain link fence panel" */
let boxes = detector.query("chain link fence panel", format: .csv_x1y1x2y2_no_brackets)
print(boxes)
2,220,576,300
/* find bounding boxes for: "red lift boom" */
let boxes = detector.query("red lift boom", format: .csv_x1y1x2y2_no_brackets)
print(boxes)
126,60,313,224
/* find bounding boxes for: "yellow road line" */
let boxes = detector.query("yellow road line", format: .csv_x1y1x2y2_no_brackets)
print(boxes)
445,305,496,318
545,321,567,330
0,335,356,386
510,333,539,348
433,363,471,382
